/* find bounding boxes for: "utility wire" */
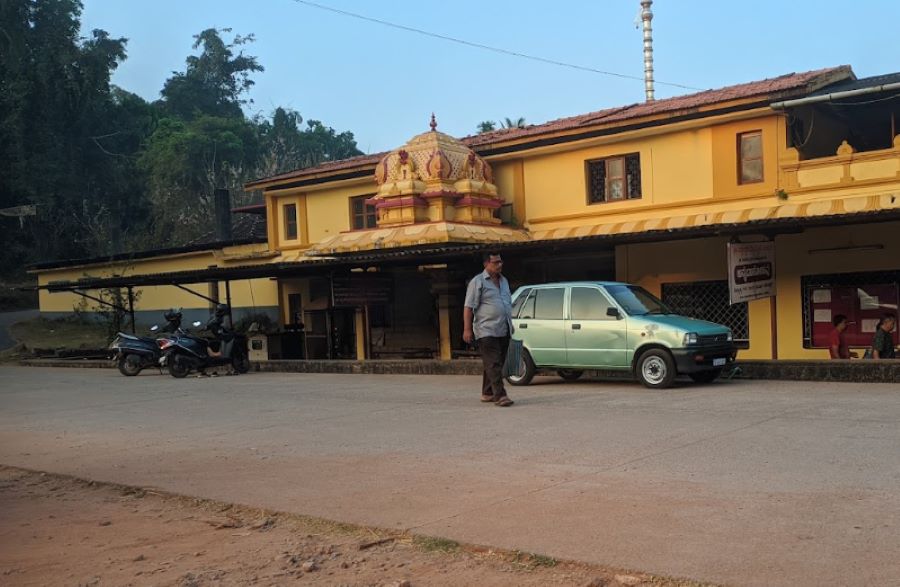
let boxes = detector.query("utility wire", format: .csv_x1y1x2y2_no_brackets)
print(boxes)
290,0,701,91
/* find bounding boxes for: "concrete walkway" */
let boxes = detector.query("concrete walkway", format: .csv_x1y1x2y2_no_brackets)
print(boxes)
1,366,899,586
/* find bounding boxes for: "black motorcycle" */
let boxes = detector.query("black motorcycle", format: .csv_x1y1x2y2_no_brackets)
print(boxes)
163,305,250,378
110,310,184,376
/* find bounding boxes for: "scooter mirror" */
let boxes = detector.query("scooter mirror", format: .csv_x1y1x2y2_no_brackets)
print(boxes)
192,320,202,327
150,325,159,332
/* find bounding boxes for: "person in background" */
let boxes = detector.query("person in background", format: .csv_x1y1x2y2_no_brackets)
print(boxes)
463,251,514,407
872,313,897,359
828,314,857,359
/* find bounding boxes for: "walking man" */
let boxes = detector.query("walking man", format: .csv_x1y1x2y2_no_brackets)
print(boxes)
464,251,514,407
828,314,857,359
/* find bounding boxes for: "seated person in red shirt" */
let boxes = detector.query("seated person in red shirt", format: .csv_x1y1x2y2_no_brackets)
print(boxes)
828,314,857,359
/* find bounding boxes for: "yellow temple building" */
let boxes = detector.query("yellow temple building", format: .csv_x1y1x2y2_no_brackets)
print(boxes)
32,65,900,361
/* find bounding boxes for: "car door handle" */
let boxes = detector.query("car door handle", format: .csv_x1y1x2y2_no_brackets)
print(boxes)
571,323,581,330
518,323,528,329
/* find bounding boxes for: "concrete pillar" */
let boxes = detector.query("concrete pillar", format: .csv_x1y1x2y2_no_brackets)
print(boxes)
437,293,452,360
427,268,465,361
355,307,367,360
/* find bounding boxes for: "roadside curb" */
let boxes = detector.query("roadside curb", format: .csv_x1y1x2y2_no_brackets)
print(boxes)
13,357,900,382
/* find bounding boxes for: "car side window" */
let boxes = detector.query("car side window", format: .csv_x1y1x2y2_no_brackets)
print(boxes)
570,287,614,320
511,288,532,318
518,290,536,319
534,288,565,320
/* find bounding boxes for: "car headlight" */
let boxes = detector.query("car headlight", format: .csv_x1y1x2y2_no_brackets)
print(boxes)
683,332,699,345
726,331,733,342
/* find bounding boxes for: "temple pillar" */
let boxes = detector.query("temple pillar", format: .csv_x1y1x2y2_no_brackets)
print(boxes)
427,268,466,360
355,307,367,360
438,293,452,360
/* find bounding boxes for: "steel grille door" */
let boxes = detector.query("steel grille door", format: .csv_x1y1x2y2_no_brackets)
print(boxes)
662,281,749,345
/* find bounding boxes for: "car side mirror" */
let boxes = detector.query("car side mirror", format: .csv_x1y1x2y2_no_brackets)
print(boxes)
149,325,159,332
606,307,621,319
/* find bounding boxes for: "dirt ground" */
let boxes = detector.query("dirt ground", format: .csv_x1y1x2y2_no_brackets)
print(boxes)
0,467,713,587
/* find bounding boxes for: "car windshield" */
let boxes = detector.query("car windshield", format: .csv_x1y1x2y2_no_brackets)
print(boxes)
605,285,672,316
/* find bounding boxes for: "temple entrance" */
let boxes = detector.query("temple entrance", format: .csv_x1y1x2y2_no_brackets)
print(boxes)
304,307,357,360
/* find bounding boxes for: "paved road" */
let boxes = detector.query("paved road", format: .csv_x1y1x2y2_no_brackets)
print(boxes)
0,309,38,350
1,367,898,586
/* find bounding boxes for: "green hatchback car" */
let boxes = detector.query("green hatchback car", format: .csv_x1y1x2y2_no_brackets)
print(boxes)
506,282,737,389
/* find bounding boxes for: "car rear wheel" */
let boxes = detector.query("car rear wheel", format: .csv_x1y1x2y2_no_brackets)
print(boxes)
557,369,584,382
636,349,676,389
689,368,723,384
505,348,536,386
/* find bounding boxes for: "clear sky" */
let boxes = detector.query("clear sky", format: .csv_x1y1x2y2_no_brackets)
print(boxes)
81,0,900,154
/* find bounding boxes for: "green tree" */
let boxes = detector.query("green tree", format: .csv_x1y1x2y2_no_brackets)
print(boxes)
140,115,259,243
141,28,264,243
501,117,527,129
158,28,263,120
256,107,363,177
477,120,497,133
0,0,149,275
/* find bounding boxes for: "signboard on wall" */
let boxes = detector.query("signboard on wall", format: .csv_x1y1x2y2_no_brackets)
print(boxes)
727,241,775,304
332,275,393,307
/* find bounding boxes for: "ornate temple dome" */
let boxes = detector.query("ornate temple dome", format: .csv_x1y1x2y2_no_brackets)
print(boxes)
373,115,496,199
305,115,530,256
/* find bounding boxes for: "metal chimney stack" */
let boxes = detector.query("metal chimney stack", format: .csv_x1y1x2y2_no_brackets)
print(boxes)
640,0,655,101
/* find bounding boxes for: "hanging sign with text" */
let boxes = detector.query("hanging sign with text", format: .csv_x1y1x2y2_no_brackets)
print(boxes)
331,275,393,307
727,241,775,304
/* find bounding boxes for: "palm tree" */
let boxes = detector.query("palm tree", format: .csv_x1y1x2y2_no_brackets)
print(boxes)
477,120,497,133
501,117,526,129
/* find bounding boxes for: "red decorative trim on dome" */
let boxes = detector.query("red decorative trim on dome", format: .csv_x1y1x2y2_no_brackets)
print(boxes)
372,197,428,210
456,197,502,209
421,190,462,200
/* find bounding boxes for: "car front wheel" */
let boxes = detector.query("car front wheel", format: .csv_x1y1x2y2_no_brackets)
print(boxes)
506,348,536,386
636,349,676,389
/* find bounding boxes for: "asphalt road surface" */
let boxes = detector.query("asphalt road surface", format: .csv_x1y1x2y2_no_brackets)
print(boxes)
1,366,898,586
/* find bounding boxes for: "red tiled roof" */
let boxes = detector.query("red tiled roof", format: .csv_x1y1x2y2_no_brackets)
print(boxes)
247,66,853,189
247,152,387,187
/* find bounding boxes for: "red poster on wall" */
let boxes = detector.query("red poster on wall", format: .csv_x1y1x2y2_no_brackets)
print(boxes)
810,284,899,348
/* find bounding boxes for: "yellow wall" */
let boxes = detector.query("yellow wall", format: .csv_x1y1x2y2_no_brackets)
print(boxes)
710,116,780,200
521,129,715,222
270,183,376,246
36,247,278,316
278,278,311,325
775,223,900,359
270,193,309,249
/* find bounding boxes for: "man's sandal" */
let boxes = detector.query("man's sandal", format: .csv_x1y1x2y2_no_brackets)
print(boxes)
495,397,514,407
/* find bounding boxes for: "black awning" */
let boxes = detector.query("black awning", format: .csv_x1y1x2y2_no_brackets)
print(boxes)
30,208,900,292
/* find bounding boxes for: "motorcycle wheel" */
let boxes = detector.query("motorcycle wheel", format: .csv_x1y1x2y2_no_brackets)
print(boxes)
168,354,191,379
232,350,250,374
117,354,142,377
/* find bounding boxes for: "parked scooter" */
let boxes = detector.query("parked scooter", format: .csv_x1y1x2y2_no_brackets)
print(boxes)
163,304,250,378
109,309,184,376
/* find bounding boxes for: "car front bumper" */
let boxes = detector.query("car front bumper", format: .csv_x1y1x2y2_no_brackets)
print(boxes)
671,344,738,373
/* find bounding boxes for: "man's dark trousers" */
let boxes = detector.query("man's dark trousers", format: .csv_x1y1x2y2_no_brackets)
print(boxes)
478,335,510,399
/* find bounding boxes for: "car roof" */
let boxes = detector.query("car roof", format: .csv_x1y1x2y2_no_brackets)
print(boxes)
514,281,630,289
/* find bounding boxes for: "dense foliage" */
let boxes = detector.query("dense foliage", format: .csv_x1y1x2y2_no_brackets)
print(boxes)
0,0,363,276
